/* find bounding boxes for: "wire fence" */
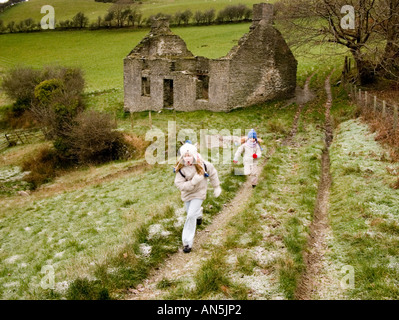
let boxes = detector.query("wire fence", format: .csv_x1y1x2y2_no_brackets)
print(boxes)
0,128,44,153
343,81,399,133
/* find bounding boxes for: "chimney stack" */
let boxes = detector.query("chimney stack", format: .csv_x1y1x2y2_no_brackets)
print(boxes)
252,3,274,27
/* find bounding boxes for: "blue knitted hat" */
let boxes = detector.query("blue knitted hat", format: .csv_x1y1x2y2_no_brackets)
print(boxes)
248,129,257,140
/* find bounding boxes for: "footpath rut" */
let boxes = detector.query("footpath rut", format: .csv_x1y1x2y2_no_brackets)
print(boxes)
295,72,334,300
125,74,315,300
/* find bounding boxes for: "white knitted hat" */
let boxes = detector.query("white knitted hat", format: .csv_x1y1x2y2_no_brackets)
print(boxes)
179,143,198,160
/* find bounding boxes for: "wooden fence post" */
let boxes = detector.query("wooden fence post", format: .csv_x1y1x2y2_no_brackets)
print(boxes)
382,100,386,118
364,91,368,109
394,105,398,132
373,95,377,114
358,89,362,106
14,131,24,144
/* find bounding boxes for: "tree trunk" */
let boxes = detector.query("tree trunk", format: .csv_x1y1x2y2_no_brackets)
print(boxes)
380,0,399,78
351,49,376,85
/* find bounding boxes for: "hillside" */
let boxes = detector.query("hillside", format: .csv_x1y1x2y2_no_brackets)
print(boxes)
0,0,111,24
0,0,264,25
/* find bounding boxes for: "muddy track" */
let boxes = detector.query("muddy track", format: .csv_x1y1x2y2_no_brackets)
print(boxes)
125,73,316,300
295,71,334,300
283,72,316,146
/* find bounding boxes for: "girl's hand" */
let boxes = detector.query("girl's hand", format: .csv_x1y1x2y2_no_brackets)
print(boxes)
214,186,222,198
233,160,238,164
191,173,204,186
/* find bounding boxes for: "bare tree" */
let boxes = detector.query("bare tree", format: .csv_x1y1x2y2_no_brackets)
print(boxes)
194,11,205,25
277,0,399,84
378,0,399,78
108,0,133,27
204,9,216,25
72,12,89,29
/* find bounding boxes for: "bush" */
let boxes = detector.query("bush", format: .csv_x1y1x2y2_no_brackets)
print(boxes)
21,145,65,190
1,65,85,129
217,4,251,23
34,79,64,104
72,12,89,29
29,66,86,141
1,66,42,111
3,65,137,178
63,110,135,164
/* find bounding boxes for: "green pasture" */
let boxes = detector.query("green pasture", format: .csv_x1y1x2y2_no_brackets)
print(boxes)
0,0,112,24
0,0,267,25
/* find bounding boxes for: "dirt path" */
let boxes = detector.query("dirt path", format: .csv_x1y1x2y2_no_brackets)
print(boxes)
295,71,334,300
283,72,316,146
283,72,316,109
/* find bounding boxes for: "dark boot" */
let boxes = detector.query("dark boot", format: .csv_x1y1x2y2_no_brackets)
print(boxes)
183,245,191,253
197,206,203,225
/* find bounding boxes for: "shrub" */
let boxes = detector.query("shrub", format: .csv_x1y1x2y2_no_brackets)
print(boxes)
1,66,42,111
21,145,64,190
1,65,85,129
122,133,149,159
72,12,89,29
63,110,135,164
34,79,64,104
29,66,86,142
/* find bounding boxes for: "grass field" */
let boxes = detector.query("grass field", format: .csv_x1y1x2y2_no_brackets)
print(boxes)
328,119,399,299
0,0,266,25
0,0,112,24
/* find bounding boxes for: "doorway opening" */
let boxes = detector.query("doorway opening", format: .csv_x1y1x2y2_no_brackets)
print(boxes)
163,79,174,109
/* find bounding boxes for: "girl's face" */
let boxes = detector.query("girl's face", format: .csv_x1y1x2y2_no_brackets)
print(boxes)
183,153,194,166
249,138,256,143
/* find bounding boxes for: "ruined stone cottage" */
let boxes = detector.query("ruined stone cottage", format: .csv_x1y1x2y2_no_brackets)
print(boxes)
123,3,297,112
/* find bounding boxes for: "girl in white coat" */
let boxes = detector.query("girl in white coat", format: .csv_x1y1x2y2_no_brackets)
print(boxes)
233,129,262,187
174,142,221,253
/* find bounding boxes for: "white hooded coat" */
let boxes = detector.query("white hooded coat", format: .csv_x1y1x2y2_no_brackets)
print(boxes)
174,160,220,202
234,142,262,175
174,143,220,202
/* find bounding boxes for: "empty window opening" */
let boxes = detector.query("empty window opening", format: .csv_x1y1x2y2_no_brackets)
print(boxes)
196,75,209,100
141,77,151,96
163,79,174,108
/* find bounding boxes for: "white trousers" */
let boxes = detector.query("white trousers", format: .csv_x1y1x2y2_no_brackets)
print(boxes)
244,162,259,185
182,198,203,248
